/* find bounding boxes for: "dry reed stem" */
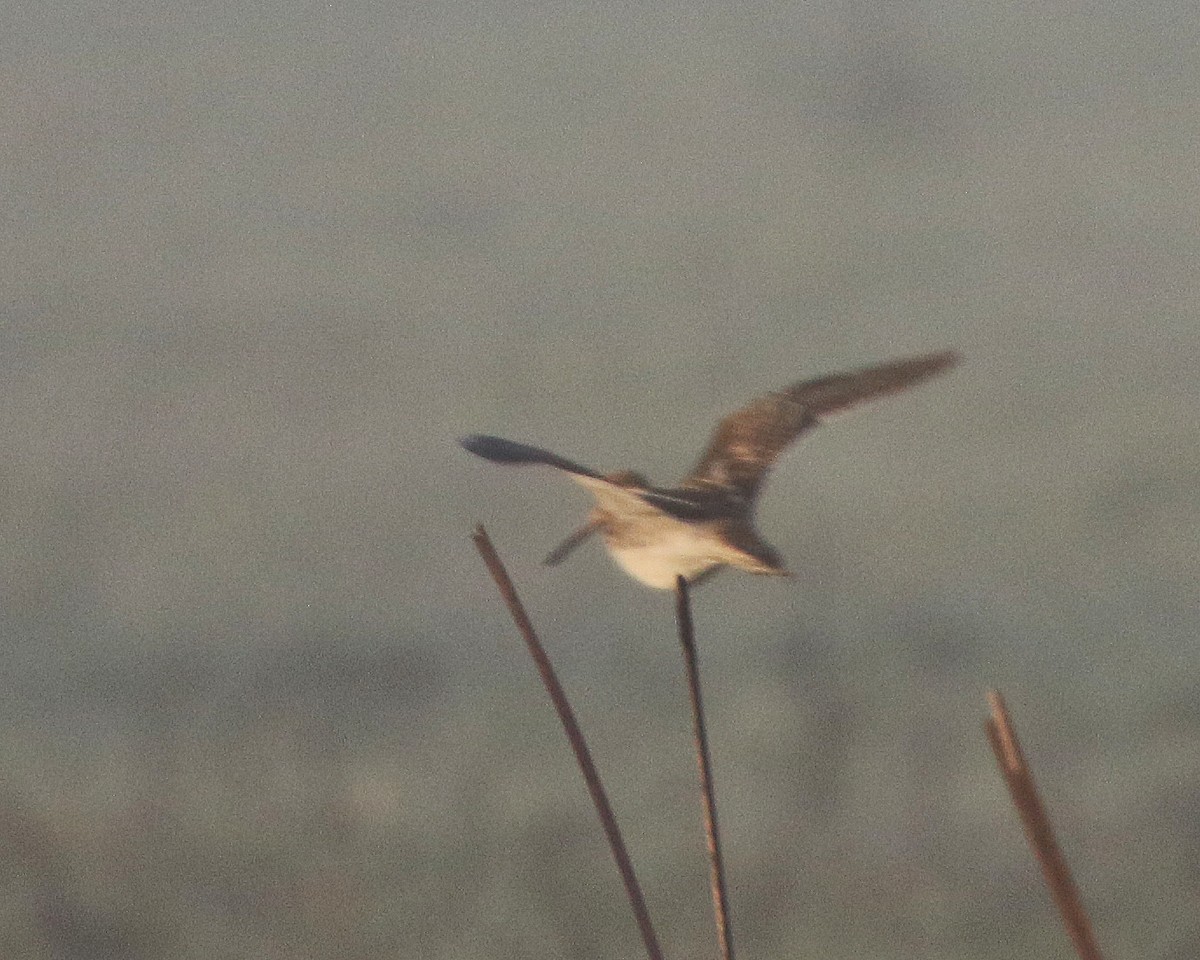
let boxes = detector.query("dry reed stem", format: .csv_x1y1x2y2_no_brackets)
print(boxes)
674,576,735,960
471,525,665,960
985,690,1105,960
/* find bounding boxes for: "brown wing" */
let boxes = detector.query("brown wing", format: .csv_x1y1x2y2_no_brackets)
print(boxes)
684,350,961,499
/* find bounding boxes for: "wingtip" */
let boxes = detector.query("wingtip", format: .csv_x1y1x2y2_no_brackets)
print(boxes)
459,434,490,455
897,348,962,383
929,348,963,371
459,434,518,462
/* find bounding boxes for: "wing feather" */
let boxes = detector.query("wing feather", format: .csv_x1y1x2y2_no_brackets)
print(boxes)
685,350,960,498
459,435,602,479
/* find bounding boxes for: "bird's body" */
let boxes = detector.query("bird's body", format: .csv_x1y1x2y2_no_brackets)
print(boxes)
462,350,959,589
604,521,779,590
582,485,778,589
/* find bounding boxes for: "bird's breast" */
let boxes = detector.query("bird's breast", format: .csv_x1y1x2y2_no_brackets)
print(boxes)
605,529,721,590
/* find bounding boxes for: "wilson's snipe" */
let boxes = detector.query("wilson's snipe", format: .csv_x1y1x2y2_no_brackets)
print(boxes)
462,350,959,589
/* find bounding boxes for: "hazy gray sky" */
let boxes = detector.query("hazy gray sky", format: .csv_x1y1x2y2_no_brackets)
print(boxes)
5,0,1197,669
5,2,1200,956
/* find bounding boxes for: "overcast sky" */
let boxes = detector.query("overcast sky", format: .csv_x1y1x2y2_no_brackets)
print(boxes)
5,1,1197,682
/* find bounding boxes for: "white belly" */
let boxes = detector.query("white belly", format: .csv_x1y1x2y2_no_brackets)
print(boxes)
607,533,719,590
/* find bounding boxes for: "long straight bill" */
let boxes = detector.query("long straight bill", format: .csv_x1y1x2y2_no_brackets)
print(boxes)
543,517,601,566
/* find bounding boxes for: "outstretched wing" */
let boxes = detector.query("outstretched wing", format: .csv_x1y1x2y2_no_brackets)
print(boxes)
684,350,960,500
459,435,603,479
461,433,713,516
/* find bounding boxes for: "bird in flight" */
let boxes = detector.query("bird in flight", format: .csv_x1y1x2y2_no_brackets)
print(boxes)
461,350,959,589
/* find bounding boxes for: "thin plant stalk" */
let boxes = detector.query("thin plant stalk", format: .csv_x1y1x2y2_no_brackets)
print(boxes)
471,525,665,960
985,690,1105,960
674,575,735,960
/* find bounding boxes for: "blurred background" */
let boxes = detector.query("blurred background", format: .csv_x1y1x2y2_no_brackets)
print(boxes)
4,1,1199,957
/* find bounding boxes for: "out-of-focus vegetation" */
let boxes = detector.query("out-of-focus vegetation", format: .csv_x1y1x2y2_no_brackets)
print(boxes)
3,0,1199,956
